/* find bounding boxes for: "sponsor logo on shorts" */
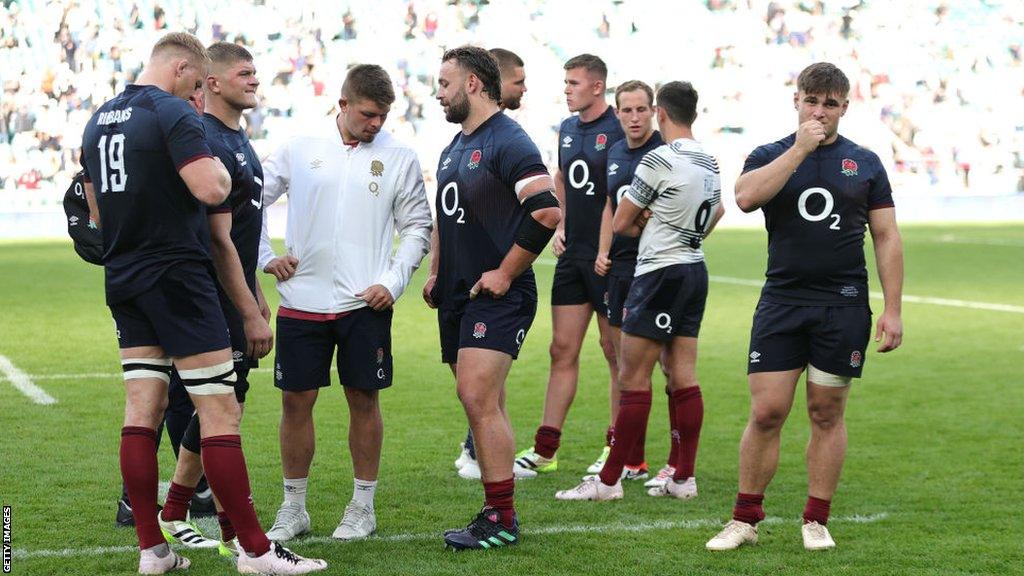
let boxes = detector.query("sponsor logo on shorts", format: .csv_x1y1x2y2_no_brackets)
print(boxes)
468,149,482,170
850,350,862,368
749,351,761,364
472,322,487,339
840,285,859,297
841,158,858,177
515,329,526,348
275,362,283,381
376,347,384,365
595,133,607,151
232,350,244,362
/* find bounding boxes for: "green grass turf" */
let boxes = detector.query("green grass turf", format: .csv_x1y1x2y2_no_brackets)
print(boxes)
0,224,1021,575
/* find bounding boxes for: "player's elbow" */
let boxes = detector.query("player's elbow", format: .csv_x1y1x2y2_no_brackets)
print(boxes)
733,188,759,213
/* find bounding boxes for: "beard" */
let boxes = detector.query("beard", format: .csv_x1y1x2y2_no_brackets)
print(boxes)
444,91,470,124
503,95,522,110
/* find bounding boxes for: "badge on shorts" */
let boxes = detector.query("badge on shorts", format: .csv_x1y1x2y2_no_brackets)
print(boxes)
841,158,858,177
371,159,384,177
468,149,482,170
595,133,607,151
850,350,862,368
376,347,384,365
473,322,487,339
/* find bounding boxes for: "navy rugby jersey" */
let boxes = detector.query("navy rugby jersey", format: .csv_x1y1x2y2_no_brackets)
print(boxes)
434,112,549,309
743,134,894,305
558,105,624,261
606,130,663,276
203,113,264,302
80,84,213,304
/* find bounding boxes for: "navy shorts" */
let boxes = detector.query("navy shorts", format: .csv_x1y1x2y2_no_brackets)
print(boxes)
621,262,708,342
605,270,634,328
747,301,872,378
109,262,230,357
274,307,393,392
438,288,537,365
551,257,608,314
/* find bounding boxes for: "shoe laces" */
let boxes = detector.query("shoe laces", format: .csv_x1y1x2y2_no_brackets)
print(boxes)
804,521,829,539
721,520,751,537
341,502,372,528
270,504,304,530
654,466,675,480
273,544,301,565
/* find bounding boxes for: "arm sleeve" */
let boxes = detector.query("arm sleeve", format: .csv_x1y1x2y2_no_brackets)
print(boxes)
625,150,664,209
257,140,292,270
375,155,433,301
740,144,772,175
867,154,895,210
160,99,213,170
496,133,549,188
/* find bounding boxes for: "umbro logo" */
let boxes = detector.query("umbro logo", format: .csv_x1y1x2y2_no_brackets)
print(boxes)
749,351,761,363
562,136,573,147
608,163,619,175
310,159,324,169
441,157,452,171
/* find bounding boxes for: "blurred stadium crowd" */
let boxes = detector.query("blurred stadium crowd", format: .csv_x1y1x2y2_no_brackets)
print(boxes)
1,0,1022,201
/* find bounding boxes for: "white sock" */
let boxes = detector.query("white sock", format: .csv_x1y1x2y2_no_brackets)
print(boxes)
352,478,377,507
283,477,308,507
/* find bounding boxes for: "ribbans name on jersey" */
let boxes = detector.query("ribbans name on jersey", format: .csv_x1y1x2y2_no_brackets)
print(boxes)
96,108,133,125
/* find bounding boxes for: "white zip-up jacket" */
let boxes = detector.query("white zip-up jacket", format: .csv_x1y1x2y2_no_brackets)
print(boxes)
258,122,432,313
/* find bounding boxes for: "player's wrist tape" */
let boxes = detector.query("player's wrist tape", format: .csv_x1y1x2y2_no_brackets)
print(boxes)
121,357,173,383
516,191,560,254
178,360,237,396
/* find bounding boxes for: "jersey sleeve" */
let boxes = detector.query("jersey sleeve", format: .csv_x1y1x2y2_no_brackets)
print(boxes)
867,154,895,210
625,149,666,209
206,138,237,214
159,99,213,170
741,144,774,174
496,132,548,188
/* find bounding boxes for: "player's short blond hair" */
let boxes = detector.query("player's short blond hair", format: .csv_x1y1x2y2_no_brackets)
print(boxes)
615,80,654,108
151,32,210,67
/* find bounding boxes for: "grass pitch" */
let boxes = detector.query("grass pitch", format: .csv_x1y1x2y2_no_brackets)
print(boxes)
1,224,1021,575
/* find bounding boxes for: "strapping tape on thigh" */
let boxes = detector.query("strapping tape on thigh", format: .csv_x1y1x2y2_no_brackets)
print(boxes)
121,357,173,383
177,360,237,395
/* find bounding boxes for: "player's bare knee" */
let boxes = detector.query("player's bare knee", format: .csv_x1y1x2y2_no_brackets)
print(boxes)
598,335,617,363
345,388,380,414
281,390,318,417
750,405,788,433
807,401,845,431
549,338,582,366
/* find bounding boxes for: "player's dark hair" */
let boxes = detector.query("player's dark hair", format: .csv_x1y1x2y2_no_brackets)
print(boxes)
615,80,653,108
488,48,524,74
207,41,253,67
563,53,607,81
442,46,501,104
342,64,396,107
797,62,850,98
656,81,698,126
152,32,209,66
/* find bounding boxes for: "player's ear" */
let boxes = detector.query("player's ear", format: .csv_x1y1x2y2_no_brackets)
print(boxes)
175,58,189,77
338,97,348,113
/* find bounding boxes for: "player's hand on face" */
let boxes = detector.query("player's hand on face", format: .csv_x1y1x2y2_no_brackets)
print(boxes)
635,209,653,230
356,284,395,311
594,252,611,277
243,314,274,359
796,120,826,153
264,255,299,281
470,269,512,299
874,309,903,353
552,227,566,258
423,274,438,309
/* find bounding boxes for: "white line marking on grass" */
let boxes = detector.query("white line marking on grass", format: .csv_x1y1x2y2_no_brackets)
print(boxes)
933,234,1024,248
0,368,273,383
13,513,888,558
0,354,56,404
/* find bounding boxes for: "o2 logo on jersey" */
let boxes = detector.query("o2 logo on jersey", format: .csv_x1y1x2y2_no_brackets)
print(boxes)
568,159,595,195
440,182,466,224
468,149,482,170
595,133,607,151
797,187,840,231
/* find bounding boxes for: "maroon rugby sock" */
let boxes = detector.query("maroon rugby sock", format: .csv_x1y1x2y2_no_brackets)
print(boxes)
483,478,516,528
733,492,766,525
161,482,195,522
625,408,648,468
120,426,164,549
605,425,614,447
671,386,703,480
598,390,652,485
218,511,236,542
533,426,561,459
803,496,832,525
200,435,270,556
